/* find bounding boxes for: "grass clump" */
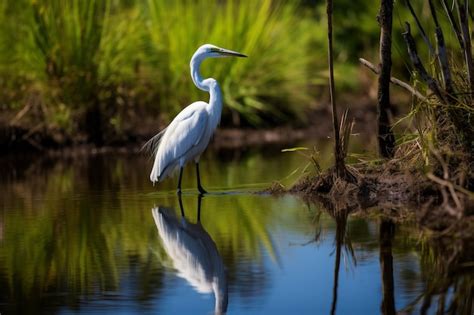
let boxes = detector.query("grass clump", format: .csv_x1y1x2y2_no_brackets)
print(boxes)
0,0,114,143
0,0,321,143
397,0,474,203
0,0,160,143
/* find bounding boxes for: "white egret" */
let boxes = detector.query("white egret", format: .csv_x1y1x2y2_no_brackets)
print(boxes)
144,44,247,194
152,196,228,314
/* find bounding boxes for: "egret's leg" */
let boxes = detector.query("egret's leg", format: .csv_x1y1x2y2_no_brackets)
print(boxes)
177,167,184,195
197,194,202,222
178,193,185,217
196,162,207,194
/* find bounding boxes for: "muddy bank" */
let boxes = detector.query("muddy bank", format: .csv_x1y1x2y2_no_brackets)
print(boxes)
264,162,474,234
0,125,322,157
0,101,381,155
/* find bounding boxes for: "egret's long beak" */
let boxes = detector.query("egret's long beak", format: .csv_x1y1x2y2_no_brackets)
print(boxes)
213,47,247,58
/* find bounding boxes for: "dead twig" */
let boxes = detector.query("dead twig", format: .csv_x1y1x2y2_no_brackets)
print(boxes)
425,145,473,218
9,102,33,126
426,173,463,216
21,123,44,141
429,147,474,197
23,137,45,152
359,58,427,101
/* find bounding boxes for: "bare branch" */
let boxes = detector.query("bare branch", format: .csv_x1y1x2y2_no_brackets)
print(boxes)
359,58,427,101
9,102,33,126
426,173,463,215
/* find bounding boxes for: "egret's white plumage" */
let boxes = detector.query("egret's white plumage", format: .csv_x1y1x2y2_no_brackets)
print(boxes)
144,44,246,192
152,205,228,314
150,101,210,181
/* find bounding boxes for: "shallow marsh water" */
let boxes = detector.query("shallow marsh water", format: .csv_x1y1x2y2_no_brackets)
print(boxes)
0,140,472,314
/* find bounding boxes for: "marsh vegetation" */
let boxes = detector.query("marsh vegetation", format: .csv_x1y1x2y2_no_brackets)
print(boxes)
1,0,473,312
0,0,463,143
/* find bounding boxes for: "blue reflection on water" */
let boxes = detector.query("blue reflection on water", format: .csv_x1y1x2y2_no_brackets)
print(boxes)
1,152,466,315
55,195,423,315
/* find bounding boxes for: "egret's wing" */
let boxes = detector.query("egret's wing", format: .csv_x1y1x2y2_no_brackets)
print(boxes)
149,102,209,182
165,104,208,154
142,127,167,157
152,103,208,180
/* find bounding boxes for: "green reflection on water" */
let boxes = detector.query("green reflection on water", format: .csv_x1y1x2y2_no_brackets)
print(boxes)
0,149,312,310
0,146,472,313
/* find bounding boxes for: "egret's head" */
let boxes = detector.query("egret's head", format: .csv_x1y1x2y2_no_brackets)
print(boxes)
195,44,247,59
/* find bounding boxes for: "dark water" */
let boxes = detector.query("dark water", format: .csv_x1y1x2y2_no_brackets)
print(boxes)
0,142,472,314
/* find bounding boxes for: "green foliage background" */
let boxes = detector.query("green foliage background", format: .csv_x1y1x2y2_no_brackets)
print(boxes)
0,0,464,138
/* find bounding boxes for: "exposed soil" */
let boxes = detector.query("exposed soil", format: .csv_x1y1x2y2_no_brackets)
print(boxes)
0,103,379,155
263,162,474,235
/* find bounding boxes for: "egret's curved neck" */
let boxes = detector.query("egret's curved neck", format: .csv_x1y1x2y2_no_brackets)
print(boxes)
190,55,209,92
190,53,222,128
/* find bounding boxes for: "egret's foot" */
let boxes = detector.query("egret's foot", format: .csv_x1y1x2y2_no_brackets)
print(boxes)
198,186,207,195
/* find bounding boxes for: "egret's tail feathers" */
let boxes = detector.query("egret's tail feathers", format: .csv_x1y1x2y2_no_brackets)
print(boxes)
150,164,160,184
150,159,176,184
142,127,168,157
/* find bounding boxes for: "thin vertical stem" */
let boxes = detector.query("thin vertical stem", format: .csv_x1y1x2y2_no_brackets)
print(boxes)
377,0,396,158
429,0,454,96
441,0,465,50
405,0,435,56
326,0,343,177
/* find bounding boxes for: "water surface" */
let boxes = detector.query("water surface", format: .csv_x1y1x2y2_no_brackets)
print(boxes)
0,142,472,314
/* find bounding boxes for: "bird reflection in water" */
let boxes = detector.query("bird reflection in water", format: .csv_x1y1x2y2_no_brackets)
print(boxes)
152,195,228,314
